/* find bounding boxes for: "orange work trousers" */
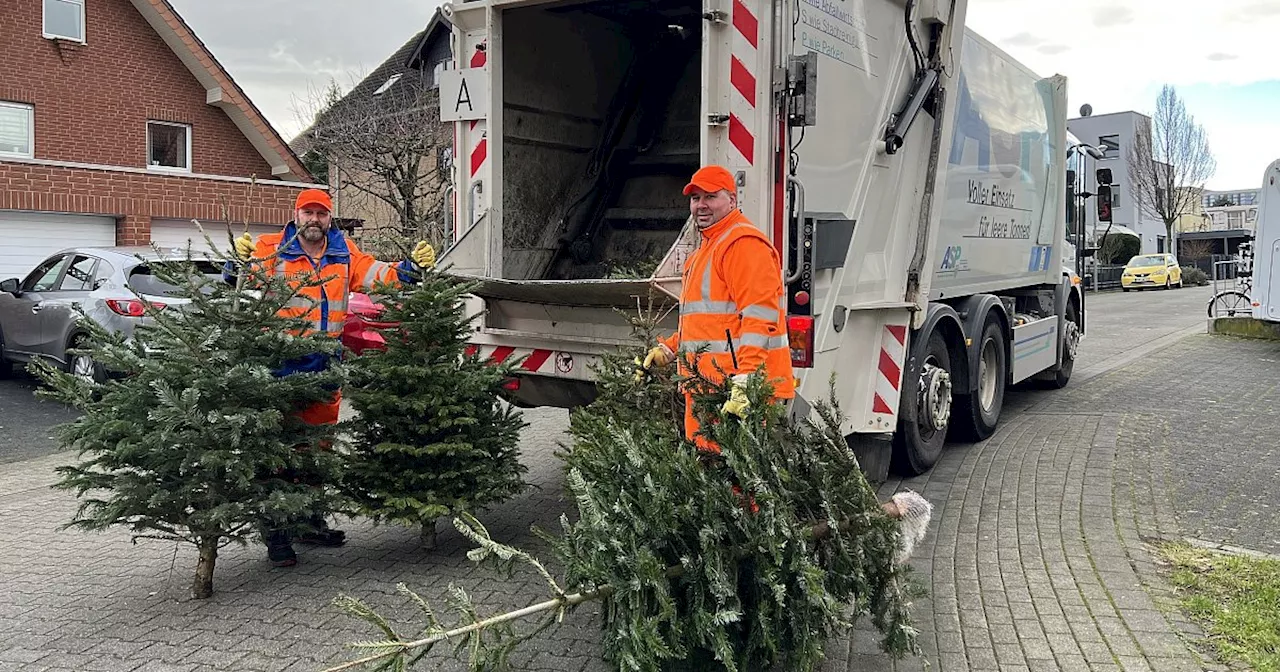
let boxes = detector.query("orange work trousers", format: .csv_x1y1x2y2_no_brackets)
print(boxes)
294,390,342,426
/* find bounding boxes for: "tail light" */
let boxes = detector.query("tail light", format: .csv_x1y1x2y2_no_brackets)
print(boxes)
106,299,166,317
502,377,521,391
787,315,815,368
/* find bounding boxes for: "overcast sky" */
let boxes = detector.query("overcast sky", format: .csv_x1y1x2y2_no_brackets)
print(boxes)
172,0,1280,190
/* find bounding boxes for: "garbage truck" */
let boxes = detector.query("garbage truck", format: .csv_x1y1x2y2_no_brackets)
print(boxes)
1248,159,1280,321
434,0,1085,478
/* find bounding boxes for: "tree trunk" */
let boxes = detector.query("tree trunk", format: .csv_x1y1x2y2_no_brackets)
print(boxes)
421,519,438,550
192,537,218,599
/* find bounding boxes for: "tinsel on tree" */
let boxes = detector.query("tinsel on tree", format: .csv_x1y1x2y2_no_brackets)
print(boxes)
34,235,348,599
327,298,927,671
339,270,528,548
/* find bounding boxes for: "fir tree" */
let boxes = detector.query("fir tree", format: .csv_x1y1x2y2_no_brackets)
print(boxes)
34,237,348,599
339,270,528,548
327,298,926,671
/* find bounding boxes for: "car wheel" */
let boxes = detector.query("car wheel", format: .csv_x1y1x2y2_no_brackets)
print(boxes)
67,335,104,384
0,329,11,379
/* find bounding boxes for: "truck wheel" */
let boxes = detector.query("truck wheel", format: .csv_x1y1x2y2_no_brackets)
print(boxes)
1044,300,1080,390
892,328,953,476
952,316,1006,442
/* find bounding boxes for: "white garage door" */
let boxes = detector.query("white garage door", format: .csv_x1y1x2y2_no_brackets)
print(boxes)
0,211,117,282
150,219,281,255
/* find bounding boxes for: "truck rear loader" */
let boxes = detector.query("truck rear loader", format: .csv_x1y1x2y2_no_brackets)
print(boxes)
434,0,1086,478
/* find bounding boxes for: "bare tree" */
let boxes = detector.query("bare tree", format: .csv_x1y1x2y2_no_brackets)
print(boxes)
1181,239,1214,262
1127,85,1217,249
294,70,451,259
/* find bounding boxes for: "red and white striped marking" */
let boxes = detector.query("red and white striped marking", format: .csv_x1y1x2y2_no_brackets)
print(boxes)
728,0,759,165
467,43,488,180
872,324,908,417
464,344,562,375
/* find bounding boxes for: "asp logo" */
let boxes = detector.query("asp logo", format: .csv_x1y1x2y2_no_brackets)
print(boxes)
940,245,965,272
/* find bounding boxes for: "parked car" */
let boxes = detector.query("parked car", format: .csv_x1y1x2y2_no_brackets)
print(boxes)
0,247,223,381
0,246,389,382
1121,253,1183,291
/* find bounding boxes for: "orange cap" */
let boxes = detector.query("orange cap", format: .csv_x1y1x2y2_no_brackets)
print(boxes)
682,165,736,196
294,188,332,212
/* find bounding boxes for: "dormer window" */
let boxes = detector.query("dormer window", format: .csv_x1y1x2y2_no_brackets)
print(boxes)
373,74,403,96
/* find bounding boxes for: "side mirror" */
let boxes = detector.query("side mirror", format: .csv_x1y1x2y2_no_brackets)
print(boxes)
0,278,19,295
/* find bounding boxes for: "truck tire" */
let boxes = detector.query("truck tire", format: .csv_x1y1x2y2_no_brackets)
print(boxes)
951,316,1006,442
892,328,953,476
1043,299,1080,389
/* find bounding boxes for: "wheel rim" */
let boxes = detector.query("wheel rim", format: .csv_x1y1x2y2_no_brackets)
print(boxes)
1063,320,1081,360
918,356,952,433
72,354,95,381
978,338,999,412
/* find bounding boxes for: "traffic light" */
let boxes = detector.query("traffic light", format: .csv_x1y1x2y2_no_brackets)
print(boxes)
1096,167,1113,186
1097,184,1113,222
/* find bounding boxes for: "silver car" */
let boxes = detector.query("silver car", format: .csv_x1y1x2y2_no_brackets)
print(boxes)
0,246,223,382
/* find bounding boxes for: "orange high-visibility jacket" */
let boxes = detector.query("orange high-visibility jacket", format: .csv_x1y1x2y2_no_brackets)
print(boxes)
241,222,410,376
660,208,795,399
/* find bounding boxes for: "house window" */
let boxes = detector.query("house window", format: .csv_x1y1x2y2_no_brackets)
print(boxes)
44,0,85,42
0,102,34,158
431,61,447,89
1098,135,1120,159
147,121,191,172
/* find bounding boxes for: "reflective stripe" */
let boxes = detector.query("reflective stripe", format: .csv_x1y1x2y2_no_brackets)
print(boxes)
680,333,788,355
741,304,779,322
361,261,393,288
682,300,737,316
740,332,788,349
284,296,317,311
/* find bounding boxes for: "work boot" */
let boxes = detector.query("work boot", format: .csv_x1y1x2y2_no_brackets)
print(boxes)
296,516,346,547
265,530,297,567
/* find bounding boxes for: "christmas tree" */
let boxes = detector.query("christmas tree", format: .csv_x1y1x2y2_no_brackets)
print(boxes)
327,298,928,671
339,270,528,548
34,234,348,599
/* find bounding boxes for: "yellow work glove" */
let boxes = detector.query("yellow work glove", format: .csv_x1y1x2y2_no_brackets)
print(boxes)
633,344,674,382
721,374,751,419
411,241,436,269
233,232,255,261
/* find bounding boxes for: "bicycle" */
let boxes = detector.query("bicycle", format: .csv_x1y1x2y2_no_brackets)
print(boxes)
1207,243,1255,318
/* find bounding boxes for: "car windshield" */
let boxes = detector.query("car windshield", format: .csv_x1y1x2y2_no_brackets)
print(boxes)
1127,255,1166,268
127,261,224,297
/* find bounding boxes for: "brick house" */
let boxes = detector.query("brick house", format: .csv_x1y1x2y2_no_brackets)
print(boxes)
0,0,320,280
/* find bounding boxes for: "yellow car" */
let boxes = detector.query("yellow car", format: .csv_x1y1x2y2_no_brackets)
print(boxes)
1121,253,1183,291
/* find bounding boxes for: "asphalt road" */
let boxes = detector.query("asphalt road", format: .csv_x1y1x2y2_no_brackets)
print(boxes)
0,365,77,466
0,284,1217,466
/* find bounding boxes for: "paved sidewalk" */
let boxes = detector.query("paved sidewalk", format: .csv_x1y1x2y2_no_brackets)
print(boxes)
2,330,1275,671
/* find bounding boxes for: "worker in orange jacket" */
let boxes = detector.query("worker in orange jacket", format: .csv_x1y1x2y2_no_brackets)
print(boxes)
226,188,436,566
636,165,795,453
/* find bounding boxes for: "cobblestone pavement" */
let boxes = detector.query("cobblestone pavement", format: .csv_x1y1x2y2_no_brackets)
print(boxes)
2,286,1271,672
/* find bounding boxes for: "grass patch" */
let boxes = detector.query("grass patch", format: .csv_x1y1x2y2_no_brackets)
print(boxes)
1159,541,1280,672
